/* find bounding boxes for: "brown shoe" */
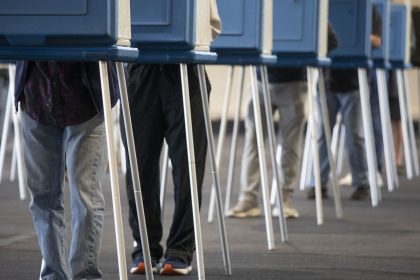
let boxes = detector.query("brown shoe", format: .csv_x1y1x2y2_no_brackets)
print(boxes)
350,187,369,200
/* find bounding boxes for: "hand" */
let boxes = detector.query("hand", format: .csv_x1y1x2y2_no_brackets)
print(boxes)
370,35,382,48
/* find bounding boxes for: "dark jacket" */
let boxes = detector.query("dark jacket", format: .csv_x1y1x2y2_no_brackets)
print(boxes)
14,61,119,114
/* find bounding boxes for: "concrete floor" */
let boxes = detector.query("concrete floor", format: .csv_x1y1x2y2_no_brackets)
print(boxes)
1,134,420,280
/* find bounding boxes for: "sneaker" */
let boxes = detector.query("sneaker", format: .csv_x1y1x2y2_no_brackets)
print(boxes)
339,173,352,188
350,186,369,200
272,205,299,219
130,256,158,274
226,200,261,218
306,187,328,200
397,165,405,176
377,172,384,188
159,257,192,275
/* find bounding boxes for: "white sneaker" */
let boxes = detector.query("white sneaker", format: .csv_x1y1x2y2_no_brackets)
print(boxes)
339,173,352,188
272,205,299,219
226,200,261,218
377,172,384,188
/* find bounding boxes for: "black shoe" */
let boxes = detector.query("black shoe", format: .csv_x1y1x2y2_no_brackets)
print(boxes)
306,187,328,200
397,165,406,177
350,186,369,200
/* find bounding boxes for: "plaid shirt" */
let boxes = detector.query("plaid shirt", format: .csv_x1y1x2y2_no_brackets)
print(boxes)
19,61,100,127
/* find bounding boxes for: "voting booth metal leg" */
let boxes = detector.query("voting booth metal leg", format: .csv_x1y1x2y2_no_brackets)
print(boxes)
208,66,234,223
376,69,398,191
98,61,127,280
358,68,379,207
10,144,17,181
299,119,312,191
403,70,420,176
197,65,232,275
318,68,342,219
336,122,346,176
224,67,245,214
118,105,127,176
116,62,155,280
249,66,275,249
396,69,414,179
179,64,206,279
11,112,26,201
270,145,282,206
5,64,26,200
307,67,324,225
260,66,288,241
0,70,14,183
160,141,170,220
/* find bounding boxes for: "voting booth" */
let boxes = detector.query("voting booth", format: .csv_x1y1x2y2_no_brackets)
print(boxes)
371,0,391,66
327,0,382,207
0,1,151,280
389,4,411,68
0,0,130,47
211,0,273,63
328,0,373,66
272,0,330,66
130,0,212,52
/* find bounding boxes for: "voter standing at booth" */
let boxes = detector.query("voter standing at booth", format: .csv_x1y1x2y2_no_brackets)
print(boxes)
226,66,307,219
308,7,382,200
121,0,221,275
16,61,119,279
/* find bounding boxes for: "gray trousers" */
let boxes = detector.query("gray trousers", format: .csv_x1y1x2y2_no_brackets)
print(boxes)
238,81,306,204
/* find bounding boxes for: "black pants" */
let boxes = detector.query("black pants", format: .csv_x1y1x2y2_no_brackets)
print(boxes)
120,64,208,265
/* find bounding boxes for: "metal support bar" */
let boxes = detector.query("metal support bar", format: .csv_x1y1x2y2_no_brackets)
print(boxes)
376,69,398,191
160,141,170,220
98,61,127,280
396,69,414,179
307,67,324,225
224,67,245,214
318,69,343,219
249,66,275,249
270,145,282,206
116,62,154,280
260,65,288,242
299,120,312,191
197,64,232,275
179,64,206,279
208,66,234,223
358,68,379,207
403,70,420,176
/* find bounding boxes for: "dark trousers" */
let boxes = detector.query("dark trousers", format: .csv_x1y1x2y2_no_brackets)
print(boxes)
120,64,208,265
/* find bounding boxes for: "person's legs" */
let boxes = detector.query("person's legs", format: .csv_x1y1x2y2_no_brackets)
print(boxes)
64,114,107,279
162,65,207,266
228,81,272,217
21,111,69,280
307,91,339,199
338,91,369,198
271,82,306,217
121,64,166,266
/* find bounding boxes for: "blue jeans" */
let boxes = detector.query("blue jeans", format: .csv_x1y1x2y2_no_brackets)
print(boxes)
316,90,368,188
21,112,107,280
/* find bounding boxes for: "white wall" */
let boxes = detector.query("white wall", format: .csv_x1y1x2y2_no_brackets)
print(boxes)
206,65,251,119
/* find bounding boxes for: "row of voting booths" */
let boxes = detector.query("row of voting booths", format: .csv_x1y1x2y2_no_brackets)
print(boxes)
0,0,418,279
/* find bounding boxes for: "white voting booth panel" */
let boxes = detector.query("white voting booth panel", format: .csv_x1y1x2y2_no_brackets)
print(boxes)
130,0,212,51
0,0,130,47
